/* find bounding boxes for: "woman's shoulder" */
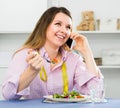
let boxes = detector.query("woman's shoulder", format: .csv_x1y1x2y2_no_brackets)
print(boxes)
13,48,30,59
66,50,83,62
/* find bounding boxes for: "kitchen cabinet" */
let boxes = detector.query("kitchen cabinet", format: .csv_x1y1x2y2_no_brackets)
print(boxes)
0,0,47,32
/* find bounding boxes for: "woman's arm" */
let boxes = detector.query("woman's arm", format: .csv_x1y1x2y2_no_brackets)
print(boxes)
17,49,44,92
70,33,99,77
2,49,43,100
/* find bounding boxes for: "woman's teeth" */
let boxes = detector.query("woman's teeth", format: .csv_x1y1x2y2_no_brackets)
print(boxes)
57,35,65,39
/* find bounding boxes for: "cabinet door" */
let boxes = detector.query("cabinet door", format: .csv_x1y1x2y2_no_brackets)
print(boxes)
0,0,47,32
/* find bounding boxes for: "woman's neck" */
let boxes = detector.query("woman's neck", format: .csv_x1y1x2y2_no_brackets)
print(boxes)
44,44,60,60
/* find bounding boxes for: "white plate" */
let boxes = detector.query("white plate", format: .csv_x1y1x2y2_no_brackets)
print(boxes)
43,95,88,102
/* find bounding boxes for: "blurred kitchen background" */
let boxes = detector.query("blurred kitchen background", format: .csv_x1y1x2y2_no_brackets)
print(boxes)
0,0,120,100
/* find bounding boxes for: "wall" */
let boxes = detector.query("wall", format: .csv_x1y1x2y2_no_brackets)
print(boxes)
0,0,47,32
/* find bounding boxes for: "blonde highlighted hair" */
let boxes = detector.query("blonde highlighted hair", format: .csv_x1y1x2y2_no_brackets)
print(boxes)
15,7,72,54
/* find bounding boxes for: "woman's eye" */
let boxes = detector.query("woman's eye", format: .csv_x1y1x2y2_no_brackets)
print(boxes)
66,26,71,30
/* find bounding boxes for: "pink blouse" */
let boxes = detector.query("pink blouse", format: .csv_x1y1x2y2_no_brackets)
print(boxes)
2,47,103,100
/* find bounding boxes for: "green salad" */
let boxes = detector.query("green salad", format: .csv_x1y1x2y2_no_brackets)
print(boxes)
53,90,84,99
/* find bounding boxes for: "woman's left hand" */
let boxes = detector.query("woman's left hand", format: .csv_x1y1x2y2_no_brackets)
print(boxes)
70,32,91,56
70,33,100,77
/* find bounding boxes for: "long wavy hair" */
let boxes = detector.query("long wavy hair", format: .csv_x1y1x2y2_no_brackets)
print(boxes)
16,7,72,53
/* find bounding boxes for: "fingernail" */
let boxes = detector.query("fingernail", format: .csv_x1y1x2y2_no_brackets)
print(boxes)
33,51,38,56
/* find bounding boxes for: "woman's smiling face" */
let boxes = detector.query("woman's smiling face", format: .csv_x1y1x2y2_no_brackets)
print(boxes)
45,12,72,48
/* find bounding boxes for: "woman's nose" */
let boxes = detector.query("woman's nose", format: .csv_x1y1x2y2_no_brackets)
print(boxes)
60,27,67,34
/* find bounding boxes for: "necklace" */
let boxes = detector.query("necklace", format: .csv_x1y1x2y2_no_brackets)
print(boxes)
46,57,59,64
44,53,60,64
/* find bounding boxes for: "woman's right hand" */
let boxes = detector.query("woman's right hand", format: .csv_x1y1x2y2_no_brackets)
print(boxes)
26,49,44,72
17,49,44,92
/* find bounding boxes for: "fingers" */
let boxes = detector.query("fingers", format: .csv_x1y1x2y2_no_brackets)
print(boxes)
70,32,87,42
29,57,44,71
26,49,40,60
70,32,85,38
70,32,79,40
28,49,33,54
26,49,44,71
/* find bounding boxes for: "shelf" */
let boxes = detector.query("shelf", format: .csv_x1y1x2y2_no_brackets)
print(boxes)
77,30,120,34
98,65,120,69
0,31,31,34
1,30,120,34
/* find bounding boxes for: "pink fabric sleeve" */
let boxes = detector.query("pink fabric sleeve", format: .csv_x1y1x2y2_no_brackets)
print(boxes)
2,49,30,100
74,57,104,95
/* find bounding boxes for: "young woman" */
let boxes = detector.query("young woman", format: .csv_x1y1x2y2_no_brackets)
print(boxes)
2,7,103,100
